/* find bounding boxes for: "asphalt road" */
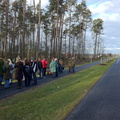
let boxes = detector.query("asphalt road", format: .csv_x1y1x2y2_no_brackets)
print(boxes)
0,59,108,99
65,58,120,120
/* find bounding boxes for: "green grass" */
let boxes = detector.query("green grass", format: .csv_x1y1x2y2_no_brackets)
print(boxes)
0,59,115,120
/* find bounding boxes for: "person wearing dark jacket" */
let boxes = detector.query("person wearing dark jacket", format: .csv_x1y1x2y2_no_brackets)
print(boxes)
3,60,11,89
24,60,31,87
0,57,4,86
37,58,42,78
31,57,37,86
14,58,24,89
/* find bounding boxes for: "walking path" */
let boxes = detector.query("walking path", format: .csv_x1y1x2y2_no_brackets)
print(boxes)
0,60,107,99
65,58,119,120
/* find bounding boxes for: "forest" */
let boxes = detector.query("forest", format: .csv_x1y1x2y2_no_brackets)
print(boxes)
0,0,104,61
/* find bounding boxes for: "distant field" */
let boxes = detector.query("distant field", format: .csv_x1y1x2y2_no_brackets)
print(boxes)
0,59,115,120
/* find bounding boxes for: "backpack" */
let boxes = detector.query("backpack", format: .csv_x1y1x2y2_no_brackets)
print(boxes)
25,65,30,74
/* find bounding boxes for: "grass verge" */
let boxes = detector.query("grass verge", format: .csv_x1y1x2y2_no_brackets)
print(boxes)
0,59,115,120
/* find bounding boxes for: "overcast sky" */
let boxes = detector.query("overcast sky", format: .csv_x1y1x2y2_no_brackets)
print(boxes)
39,0,120,54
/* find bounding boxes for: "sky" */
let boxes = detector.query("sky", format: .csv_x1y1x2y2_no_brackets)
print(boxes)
39,0,120,54
86,0,120,54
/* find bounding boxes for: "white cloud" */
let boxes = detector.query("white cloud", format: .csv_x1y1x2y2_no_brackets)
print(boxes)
105,48,120,50
41,0,49,8
87,0,120,54
94,13,120,22
88,1,113,14
111,36,117,40
88,1,120,22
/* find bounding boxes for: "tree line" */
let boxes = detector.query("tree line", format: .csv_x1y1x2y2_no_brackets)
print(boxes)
0,0,104,61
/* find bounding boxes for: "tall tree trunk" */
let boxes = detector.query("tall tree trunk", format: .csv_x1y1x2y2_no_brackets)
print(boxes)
12,9,17,58
0,13,3,56
22,0,26,59
3,0,9,58
72,36,75,56
94,33,98,58
65,33,67,55
52,10,56,55
36,0,41,59
45,31,48,59
55,0,59,57
58,13,64,58
68,10,72,56
33,0,36,57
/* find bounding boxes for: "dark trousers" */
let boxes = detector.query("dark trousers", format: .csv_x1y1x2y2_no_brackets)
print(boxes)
32,72,37,85
56,68,58,77
42,68,46,77
17,78,22,87
38,68,42,77
0,75,3,84
25,74,31,87
52,72,56,78
58,65,61,72
4,79,9,88
71,66,75,73
69,66,71,72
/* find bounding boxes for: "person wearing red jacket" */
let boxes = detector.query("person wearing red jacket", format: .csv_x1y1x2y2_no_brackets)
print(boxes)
41,58,48,78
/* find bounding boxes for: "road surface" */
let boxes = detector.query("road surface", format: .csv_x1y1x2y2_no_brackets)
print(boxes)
66,58,120,120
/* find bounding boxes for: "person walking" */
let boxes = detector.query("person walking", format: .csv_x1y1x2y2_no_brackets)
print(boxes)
24,60,31,87
50,58,58,78
0,56,4,86
41,58,48,78
3,59,11,89
31,57,37,86
14,58,24,89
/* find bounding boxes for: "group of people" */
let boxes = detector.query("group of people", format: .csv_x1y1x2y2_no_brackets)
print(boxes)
0,57,48,89
0,56,67,89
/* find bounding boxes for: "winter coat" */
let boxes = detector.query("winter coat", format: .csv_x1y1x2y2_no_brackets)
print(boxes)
31,61,37,72
68,59,72,66
50,61,58,73
14,61,24,80
41,59,48,68
0,59,4,75
3,64,11,80
71,59,75,67
37,61,42,69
